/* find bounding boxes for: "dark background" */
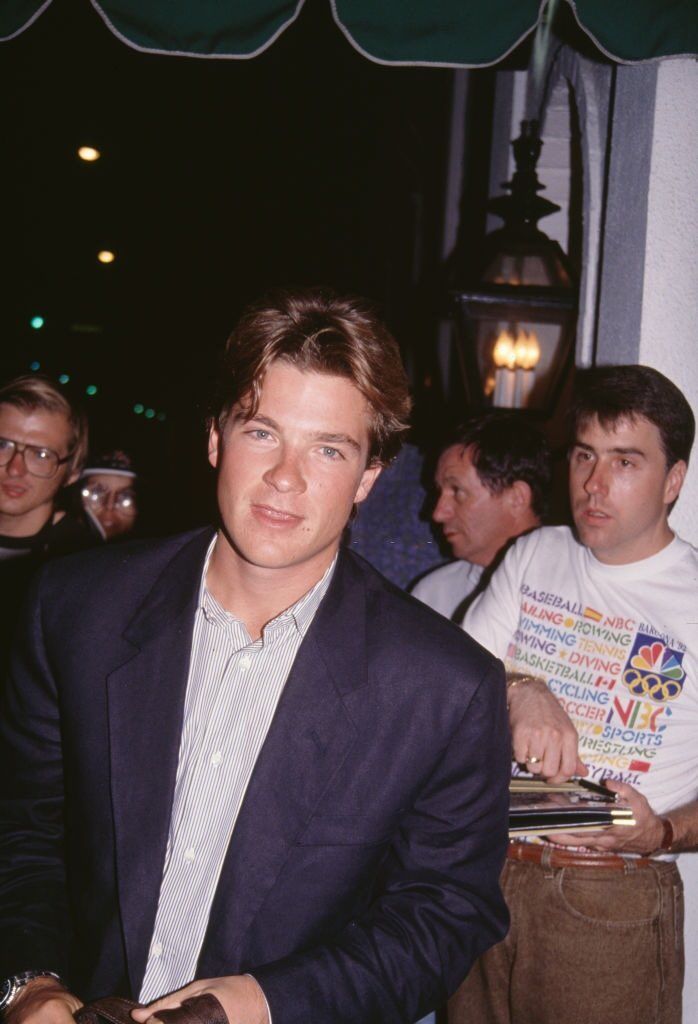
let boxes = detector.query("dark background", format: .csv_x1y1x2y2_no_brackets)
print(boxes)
3,0,501,532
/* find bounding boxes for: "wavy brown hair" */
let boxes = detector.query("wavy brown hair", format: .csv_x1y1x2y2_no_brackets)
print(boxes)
212,288,411,466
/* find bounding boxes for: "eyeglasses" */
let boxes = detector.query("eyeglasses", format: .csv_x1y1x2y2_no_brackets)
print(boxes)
0,437,73,479
81,483,138,514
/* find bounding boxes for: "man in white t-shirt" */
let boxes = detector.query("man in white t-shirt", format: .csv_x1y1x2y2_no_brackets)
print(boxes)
450,364,697,1024
410,412,551,620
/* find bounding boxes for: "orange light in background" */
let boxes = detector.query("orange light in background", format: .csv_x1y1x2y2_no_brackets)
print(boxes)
492,330,516,369
97,250,115,264
514,330,541,370
78,146,101,162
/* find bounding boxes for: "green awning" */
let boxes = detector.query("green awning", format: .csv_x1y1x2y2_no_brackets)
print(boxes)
3,0,697,64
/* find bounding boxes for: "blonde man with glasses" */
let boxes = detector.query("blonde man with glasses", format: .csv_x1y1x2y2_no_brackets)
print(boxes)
0,374,91,664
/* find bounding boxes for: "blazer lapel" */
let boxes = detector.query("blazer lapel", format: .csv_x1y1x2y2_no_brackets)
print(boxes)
106,529,213,995
198,551,368,974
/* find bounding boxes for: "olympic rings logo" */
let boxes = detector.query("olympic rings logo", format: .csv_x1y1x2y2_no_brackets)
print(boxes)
622,667,683,702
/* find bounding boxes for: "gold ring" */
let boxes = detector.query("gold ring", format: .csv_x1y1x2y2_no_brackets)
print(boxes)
526,755,541,764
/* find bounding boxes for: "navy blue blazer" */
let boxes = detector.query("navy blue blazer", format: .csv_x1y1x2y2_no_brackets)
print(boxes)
0,528,510,1023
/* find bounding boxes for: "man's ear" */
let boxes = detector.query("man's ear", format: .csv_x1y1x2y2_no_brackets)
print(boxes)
506,479,532,512
354,463,382,506
208,423,221,469
664,459,687,506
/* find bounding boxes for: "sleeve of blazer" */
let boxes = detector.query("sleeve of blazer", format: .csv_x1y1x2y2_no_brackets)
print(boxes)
253,656,511,1024
0,568,72,980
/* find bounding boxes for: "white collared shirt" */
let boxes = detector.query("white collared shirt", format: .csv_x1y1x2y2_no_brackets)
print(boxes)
139,538,336,1002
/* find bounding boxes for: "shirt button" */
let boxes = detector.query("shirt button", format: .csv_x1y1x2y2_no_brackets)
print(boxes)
211,751,223,766
239,655,252,670
184,847,196,862
152,942,163,958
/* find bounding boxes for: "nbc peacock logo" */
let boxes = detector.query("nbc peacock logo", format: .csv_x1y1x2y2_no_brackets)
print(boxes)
622,632,686,703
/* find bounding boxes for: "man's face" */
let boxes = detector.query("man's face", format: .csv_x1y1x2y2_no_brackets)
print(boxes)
569,414,686,565
433,444,517,567
0,403,76,532
81,473,138,540
208,361,381,583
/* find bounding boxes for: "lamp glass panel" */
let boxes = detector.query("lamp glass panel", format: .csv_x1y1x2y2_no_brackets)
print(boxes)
483,249,571,288
474,318,564,410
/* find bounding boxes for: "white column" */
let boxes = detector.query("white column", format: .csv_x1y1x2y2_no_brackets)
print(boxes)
637,58,698,1024
638,58,698,544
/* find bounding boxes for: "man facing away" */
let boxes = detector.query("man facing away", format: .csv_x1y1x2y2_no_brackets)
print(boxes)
0,289,510,1024
411,412,552,621
450,365,697,1024
0,374,91,667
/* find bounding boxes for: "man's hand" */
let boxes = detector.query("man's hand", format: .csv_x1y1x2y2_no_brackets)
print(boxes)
131,977,268,1024
5,977,82,1024
551,780,665,854
507,674,587,783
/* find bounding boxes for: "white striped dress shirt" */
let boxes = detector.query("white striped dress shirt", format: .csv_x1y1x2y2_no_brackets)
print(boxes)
139,539,336,1002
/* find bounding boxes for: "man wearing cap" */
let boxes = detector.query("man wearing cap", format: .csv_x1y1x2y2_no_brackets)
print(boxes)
80,451,139,541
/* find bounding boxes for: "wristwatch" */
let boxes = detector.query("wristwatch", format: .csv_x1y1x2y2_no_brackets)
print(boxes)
0,971,61,1013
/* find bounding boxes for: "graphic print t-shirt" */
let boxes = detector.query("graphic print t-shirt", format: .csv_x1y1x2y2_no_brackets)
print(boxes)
464,526,698,814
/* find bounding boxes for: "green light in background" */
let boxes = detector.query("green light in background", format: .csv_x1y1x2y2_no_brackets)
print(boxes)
133,403,145,415
145,408,155,420
29,361,41,371
58,374,70,384
86,384,98,396
30,316,45,330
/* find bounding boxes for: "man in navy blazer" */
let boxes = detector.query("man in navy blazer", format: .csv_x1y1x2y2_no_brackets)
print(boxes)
0,290,509,1024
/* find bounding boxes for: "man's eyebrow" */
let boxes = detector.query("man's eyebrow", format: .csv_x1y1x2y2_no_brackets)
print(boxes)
313,432,362,453
610,446,646,457
247,413,278,430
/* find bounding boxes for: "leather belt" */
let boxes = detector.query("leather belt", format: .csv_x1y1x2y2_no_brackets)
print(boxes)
507,840,657,871
75,995,228,1024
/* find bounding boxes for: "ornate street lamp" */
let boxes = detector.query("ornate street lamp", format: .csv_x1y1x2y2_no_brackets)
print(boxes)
451,120,577,416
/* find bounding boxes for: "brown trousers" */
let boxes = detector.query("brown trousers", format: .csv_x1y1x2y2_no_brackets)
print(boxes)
448,858,684,1024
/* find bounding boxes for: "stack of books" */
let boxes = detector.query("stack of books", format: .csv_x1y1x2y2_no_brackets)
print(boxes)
509,777,636,838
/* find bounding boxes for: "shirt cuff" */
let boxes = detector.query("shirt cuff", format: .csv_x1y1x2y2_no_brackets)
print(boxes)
244,974,271,1024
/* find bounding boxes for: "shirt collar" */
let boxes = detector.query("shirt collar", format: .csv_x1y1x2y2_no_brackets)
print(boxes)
197,534,337,638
